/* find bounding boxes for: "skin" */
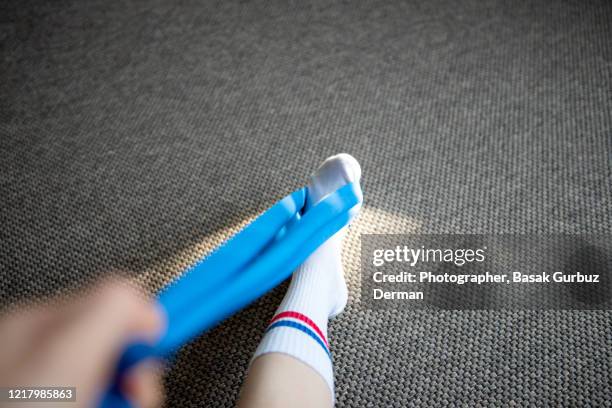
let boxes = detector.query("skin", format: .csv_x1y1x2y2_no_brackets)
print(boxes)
237,353,333,408
0,280,164,408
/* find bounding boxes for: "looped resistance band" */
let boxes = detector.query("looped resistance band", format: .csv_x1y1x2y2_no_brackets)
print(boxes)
100,181,362,408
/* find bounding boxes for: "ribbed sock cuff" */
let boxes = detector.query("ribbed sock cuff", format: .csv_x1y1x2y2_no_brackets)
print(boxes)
252,312,335,402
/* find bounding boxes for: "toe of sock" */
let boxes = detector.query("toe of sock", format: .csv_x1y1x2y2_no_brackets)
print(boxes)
307,153,362,208
320,153,362,185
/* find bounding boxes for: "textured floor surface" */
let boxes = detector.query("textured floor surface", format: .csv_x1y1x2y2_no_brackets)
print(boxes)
1,0,611,406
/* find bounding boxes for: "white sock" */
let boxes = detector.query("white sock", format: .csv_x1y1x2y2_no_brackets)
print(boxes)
251,153,361,402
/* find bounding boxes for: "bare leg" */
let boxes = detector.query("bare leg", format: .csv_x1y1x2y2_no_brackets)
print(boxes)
237,354,332,408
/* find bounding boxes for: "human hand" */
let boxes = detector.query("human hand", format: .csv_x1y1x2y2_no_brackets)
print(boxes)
0,280,165,408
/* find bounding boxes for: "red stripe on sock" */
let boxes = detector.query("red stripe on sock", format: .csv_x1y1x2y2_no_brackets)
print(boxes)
269,311,329,348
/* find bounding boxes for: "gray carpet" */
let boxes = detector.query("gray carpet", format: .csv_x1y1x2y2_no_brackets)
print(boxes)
1,0,611,406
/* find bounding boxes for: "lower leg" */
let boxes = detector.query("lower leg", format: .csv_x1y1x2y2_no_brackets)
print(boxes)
238,353,332,408
237,154,361,408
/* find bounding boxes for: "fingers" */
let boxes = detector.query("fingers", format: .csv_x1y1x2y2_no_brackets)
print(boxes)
122,360,165,408
0,305,56,372
0,291,91,377
10,279,165,408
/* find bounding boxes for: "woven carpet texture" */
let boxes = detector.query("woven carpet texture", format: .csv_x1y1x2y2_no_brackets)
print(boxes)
1,0,611,406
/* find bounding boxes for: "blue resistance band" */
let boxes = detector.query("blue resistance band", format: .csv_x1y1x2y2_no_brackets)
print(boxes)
100,182,362,408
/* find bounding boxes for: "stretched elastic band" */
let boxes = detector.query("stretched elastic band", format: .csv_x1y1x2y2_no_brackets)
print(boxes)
156,182,361,353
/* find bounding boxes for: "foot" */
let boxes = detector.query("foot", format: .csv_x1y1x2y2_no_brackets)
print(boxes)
299,153,362,318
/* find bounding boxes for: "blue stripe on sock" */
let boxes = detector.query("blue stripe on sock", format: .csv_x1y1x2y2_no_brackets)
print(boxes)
266,320,332,359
